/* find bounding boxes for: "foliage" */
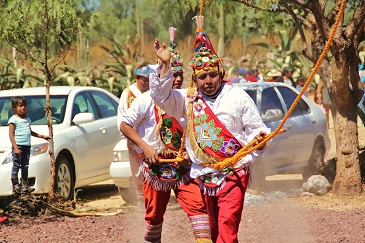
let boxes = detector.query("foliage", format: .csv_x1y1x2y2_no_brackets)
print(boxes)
0,1,86,67
86,0,136,43
99,35,143,96
0,58,43,90
251,27,312,80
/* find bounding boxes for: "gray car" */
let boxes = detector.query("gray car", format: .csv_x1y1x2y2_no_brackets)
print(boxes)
234,82,330,187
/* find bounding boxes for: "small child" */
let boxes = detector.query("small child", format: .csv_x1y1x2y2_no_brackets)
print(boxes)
8,96,50,194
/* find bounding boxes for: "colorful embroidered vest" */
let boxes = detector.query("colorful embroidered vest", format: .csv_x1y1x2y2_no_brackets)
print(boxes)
191,96,243,159
141,106,190,191
154,105,183,152
189,94,247,195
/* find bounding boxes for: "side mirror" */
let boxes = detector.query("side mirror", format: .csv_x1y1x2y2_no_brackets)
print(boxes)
73,112,95,124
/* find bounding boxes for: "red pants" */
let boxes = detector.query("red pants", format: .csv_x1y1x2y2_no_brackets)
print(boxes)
144,178,210,242
202,169,249,243
144,178,206,223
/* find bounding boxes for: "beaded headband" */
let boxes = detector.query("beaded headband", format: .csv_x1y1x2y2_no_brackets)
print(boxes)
135,65,152,77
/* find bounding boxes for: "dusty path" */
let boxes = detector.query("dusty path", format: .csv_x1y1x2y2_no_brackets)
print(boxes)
1,127,365,242
2,194,365,242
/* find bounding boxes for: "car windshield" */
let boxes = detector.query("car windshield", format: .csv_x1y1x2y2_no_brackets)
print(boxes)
0,95,68,126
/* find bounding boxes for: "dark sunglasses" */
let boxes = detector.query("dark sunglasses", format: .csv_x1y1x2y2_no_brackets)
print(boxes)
196,71,219,80
173,71,183,78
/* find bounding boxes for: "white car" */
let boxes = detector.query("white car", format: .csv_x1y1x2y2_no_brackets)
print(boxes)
109,82,331,194
0,86,120,199
109,138,136,203
235,82,331,186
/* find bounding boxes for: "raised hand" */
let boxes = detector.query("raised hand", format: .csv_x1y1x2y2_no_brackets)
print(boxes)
154,38,170,64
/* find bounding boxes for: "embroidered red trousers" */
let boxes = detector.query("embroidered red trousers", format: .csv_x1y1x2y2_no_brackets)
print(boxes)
144,178,210,242
201,169,249,243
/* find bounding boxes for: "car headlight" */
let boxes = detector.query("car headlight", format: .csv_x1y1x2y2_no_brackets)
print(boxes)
113,150,129,162
2,152,13,165
30,143,49,156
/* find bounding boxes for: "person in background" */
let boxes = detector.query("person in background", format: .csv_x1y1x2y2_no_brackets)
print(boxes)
246,68,259,82
296,76,307,96
151,16,270,243
266,69,282,82
117,64,152,203
236,67,248,83
276,67,294,86
316,80,331,128
9,96,50,194
120,27,212,243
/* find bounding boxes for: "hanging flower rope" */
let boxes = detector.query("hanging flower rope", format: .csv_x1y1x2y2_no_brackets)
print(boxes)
159,0,347,169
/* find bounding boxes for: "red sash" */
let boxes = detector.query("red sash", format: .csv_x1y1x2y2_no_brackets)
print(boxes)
141,106,189,191
191,97,242,158
127,89,137,108
154,105,183,151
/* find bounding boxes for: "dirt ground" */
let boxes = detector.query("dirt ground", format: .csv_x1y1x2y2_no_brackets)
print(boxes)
1,126,365,242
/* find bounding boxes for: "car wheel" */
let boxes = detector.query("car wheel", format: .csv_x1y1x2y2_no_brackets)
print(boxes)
56,155,75,200
249,158,267,191
303,139,325,180
118,187,138,204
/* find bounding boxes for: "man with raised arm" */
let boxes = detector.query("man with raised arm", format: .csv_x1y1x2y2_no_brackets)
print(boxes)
120,27,211,243
150,17,270,243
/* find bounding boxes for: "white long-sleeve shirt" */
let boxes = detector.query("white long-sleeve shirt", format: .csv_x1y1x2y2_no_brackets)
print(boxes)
121,90,187,153
117,83,144,131
149,65,271,178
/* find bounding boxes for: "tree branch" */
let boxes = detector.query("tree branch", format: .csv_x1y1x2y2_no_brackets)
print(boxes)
354,20,365,48
306,0,331,41
231,0,288,13
346,0,365,40
279,1,313,61
327,0,341,25
52,44,72,71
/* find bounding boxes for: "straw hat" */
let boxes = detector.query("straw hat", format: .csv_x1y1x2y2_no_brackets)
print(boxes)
267,69,282,77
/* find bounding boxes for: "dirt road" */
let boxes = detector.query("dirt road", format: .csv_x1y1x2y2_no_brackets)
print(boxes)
2,126,365,242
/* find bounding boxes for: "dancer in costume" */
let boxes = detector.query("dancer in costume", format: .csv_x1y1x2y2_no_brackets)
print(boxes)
150,17,271,243
120,27,212,243
117,64,152,202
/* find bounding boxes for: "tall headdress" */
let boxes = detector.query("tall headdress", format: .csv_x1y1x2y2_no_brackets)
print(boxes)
168,27,183,72
190,16,221,74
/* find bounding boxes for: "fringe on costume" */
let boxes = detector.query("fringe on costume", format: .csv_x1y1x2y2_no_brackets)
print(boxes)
144,222,163,243
199,165,250,196
189,214,212,242
141,166,192,192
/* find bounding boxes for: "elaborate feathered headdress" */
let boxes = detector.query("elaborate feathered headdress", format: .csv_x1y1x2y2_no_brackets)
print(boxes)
190,16,221,73
168,27,183,72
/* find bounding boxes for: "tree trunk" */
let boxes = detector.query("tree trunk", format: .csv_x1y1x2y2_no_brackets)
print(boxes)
12,47,17,68
330,43,362,195
44,68,56,203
